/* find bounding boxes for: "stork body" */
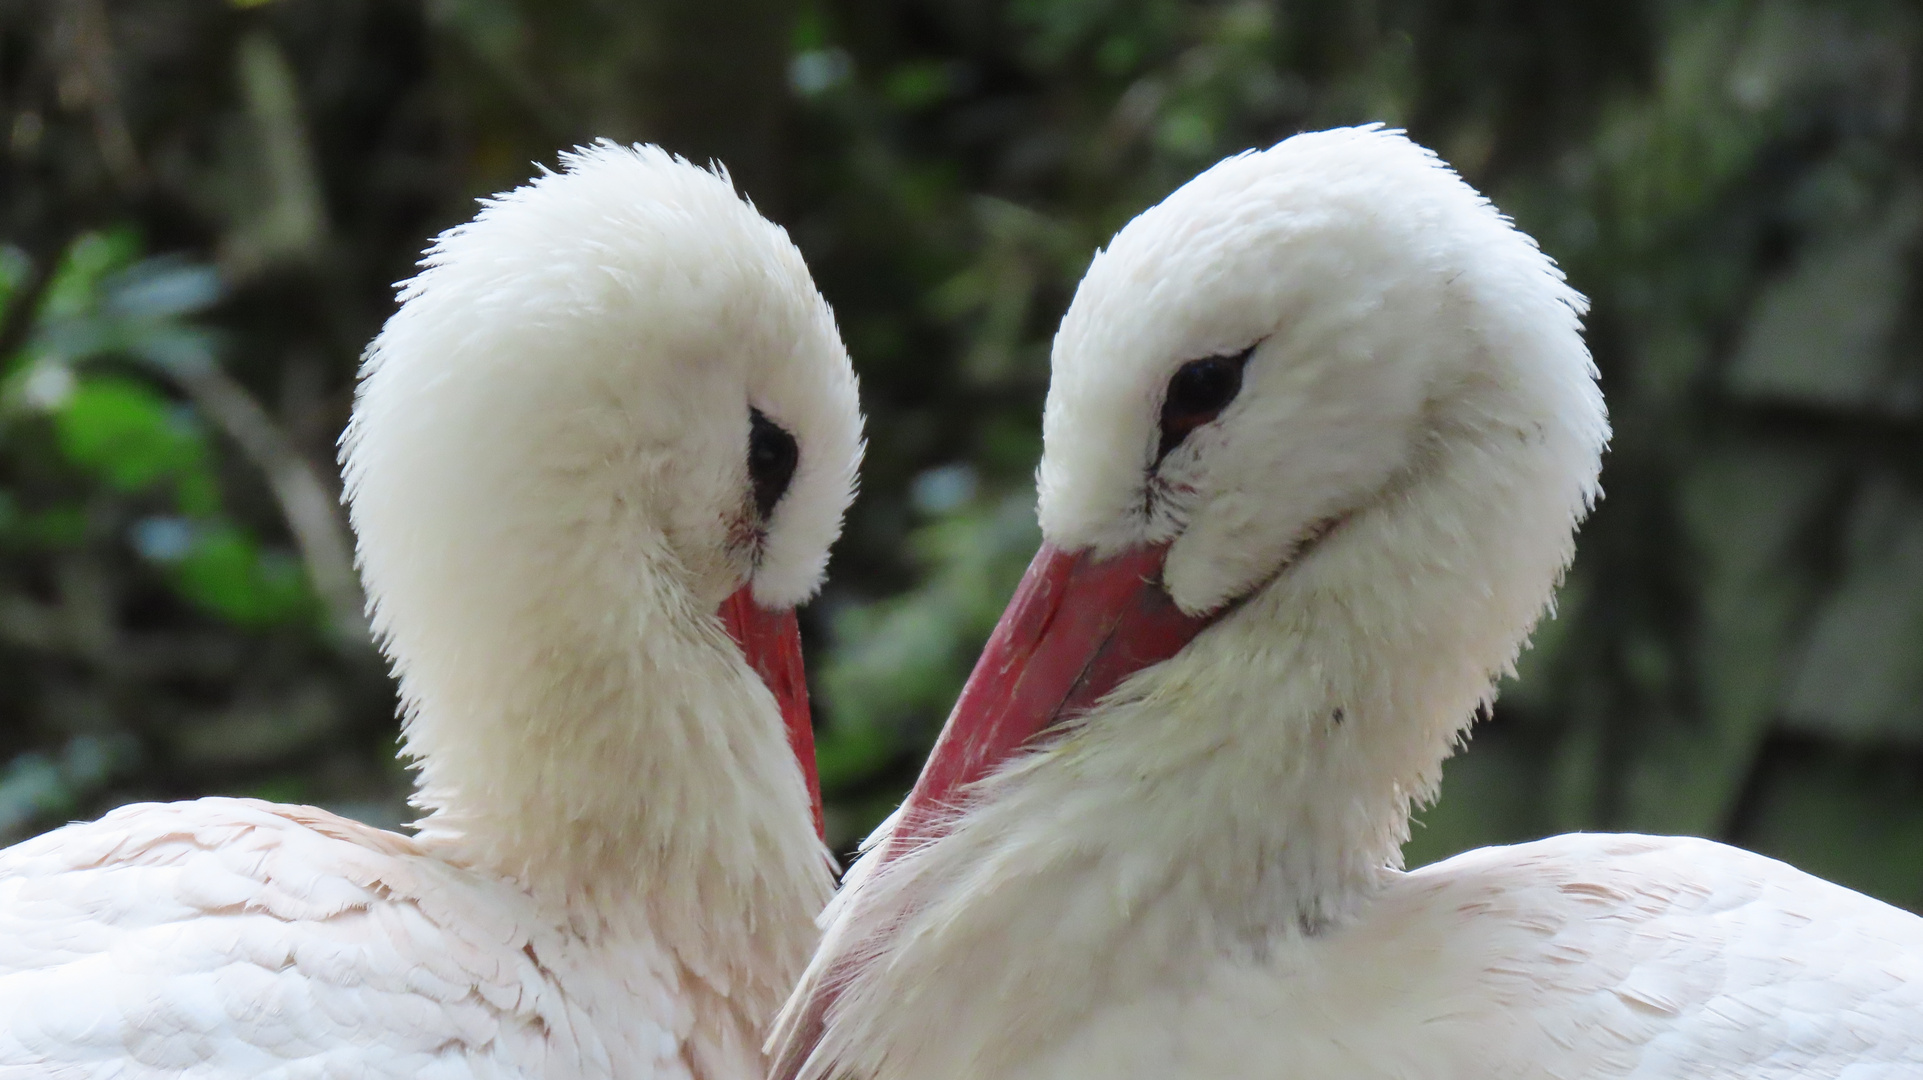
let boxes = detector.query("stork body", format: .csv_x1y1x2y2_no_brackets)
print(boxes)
771,127,1923,1080
0,799,695,1077
0,143,863,1079
939,834,1923,1079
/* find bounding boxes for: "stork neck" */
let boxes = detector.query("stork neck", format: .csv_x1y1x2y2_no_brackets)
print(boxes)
983,419,1576,932
393,558,830,1012
799,416,1585,1080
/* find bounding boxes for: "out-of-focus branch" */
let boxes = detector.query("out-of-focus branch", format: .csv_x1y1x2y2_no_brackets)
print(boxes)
153,357,368,649
51,0,143,190
223,32,329,276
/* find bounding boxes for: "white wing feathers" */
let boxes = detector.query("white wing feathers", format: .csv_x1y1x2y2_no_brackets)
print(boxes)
1242,834,1923,1079
0,797,690,1079
1443,834,1923,1078
1023,835,1923,1080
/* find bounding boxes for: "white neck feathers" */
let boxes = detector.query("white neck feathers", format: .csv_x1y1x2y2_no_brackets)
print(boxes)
790,281,1602,1080
339,143,843,1033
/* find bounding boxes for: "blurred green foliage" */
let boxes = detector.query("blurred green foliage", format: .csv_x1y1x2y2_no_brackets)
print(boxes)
0,221,373,830
21,234,311,625
3,0,1922,909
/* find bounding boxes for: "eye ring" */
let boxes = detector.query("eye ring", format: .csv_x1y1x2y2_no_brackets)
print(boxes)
1155,342,1257,464
748,408,800,521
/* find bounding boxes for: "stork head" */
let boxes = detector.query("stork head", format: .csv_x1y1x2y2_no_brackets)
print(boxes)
343,143,860,878
893,124,1607,878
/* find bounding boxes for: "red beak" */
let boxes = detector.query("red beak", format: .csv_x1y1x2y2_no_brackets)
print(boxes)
884,540,1222,854
718,584,823,840
769,541,1223,1080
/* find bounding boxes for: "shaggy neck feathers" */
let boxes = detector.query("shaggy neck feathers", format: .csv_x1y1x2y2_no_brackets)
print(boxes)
340,143,852,1051
400,550,827,1022
795,388,1592,1080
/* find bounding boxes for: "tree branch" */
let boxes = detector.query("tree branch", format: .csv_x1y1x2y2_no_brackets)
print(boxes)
153,358,369,649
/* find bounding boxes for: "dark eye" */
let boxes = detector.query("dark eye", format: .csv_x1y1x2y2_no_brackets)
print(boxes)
1156,344,1255,463
748,408,799,520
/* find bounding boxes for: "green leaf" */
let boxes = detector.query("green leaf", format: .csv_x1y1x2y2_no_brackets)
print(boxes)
23,505,87,549
169,524,311,626
790,6,828,52
38,230,141,323
884,63,952,110
53,377,209,495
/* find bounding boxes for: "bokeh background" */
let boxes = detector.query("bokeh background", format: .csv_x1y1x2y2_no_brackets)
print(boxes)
3,0,1922,907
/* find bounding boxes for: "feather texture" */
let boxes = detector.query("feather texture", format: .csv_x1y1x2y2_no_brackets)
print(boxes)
771,127,1923,1080
0,143,859,1078
1011,834,1923,1079
0,798,689,1078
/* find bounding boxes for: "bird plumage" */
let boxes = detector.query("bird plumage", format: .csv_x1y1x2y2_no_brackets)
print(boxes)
0,798,690,1078
770,126,1923,1080
997,834,1923,1079
0,142,862,1078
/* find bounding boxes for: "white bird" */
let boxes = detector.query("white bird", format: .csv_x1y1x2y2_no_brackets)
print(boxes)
769,126,1923,1080
0,142,863,1078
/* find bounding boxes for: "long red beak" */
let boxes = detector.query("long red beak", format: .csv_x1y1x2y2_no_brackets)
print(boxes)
885,540,1221,854
718,584,823,840
769,541,1223,1080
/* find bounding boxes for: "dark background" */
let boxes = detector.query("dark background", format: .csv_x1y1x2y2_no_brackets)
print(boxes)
3,0,1922,907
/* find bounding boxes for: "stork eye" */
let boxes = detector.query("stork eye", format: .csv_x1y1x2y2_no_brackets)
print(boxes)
1156,344,1255,463
748,408,799,520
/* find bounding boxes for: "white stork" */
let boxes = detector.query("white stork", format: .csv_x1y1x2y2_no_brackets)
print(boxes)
769,126,1923,1080
0,142,863,1078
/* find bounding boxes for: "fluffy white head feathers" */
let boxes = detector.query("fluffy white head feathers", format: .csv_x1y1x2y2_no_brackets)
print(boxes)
347,142,860,618
1040,125,1606,614
340,143,860,897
